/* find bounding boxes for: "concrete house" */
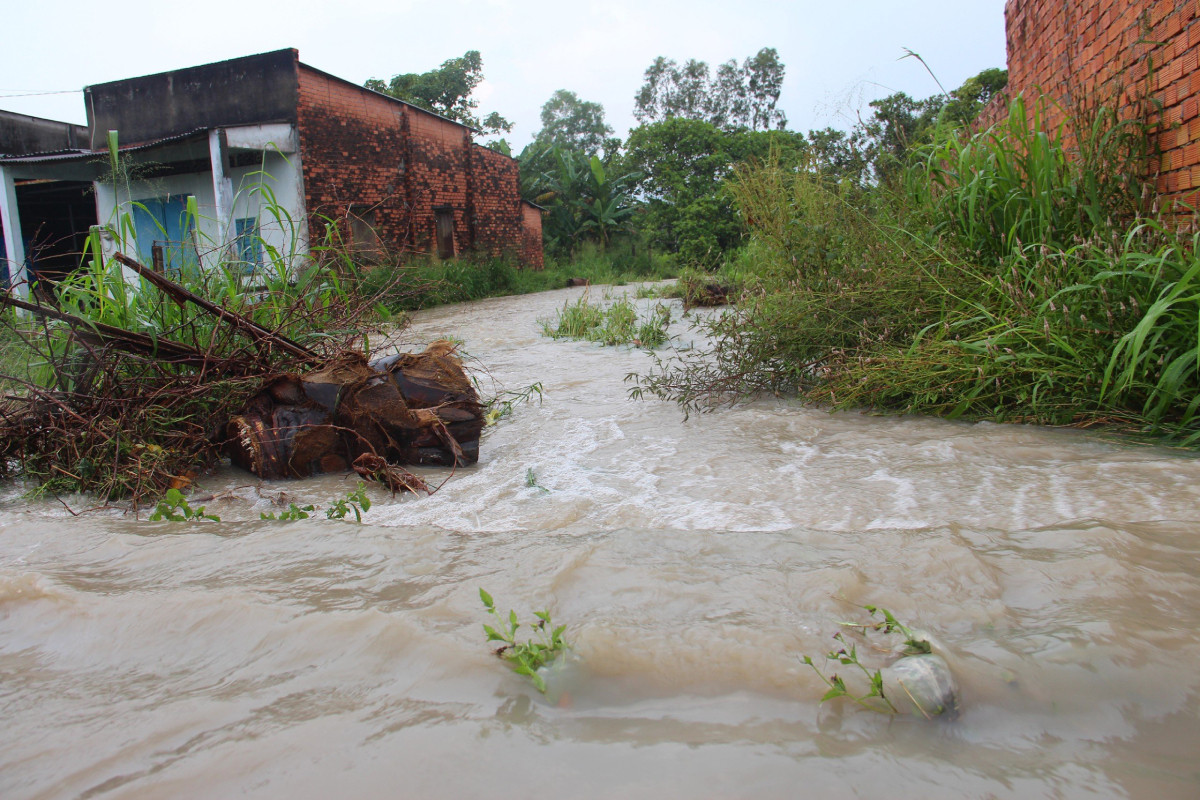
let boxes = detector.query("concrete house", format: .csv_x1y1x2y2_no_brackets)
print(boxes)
0,49,543,298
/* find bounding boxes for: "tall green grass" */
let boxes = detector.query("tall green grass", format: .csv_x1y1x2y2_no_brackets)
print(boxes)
634,94,1200,444
541,294,673,348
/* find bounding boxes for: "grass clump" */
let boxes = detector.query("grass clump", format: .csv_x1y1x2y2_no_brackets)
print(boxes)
661,267,741,308
362,241,678,313
541,294,673,348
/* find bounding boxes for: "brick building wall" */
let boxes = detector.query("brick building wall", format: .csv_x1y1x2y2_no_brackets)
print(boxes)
470,145,524,261
993,0,1199,208
403,110,472,255
296,65,410,255
294,59,535,264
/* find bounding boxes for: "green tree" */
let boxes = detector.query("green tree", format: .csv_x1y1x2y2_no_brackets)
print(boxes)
858,92,945,185
365,51,513,136
941,68,1009,125
853,67,1009,185
624,117,806,265
744,48,787,131
807,127,869,183
517,140,556,203
535,90,615,157
633,48,787,131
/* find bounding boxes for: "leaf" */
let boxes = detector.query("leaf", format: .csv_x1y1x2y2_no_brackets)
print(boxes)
479,588,493,608
483,625,504,642
821,686,846,702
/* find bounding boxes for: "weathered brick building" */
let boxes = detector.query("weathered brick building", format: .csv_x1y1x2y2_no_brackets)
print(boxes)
988,0,1199,209
0,49,542,297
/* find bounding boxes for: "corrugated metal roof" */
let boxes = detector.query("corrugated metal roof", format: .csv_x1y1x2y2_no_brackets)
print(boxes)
0,128,208,164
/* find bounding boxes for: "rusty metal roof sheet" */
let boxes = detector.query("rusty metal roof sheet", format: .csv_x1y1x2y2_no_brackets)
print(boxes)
0,128,208,164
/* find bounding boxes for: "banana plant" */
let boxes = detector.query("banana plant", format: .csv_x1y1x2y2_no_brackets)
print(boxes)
523,145,640,255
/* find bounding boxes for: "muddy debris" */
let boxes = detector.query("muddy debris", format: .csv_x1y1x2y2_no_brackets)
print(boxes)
227,341,483,489
0,253,484,504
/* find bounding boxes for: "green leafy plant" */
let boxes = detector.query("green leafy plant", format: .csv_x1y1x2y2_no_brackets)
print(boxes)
479,588,568,693
148,488,220,522
325,482,372,522
261,502,315,521
802,605,929,715
484,381,544,426
524,467,550,493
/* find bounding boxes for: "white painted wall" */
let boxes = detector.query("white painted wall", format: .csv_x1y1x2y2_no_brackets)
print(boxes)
93,124,307,278
226,149,308,273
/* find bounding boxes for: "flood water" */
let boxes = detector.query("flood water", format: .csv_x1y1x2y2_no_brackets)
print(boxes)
2,285,1199,799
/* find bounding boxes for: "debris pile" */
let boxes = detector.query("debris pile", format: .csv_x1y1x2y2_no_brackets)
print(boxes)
0,252,482,505
227,342,482,492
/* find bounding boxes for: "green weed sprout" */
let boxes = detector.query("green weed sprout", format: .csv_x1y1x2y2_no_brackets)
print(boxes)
261,502,315,521
325,482,372,522
258,484,372,522
524,467,550,493
148,488,220,522
803,605,930,715
479,588,568,693
485,381,544,426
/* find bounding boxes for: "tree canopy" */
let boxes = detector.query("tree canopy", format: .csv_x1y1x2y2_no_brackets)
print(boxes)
365,50,513,136
633,48,787,131
624,118,807,265
534,90,615,157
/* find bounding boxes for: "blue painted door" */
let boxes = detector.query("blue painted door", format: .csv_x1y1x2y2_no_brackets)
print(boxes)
132,195,198,274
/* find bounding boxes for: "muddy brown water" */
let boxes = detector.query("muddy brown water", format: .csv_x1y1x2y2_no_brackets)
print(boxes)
2,286,1199,799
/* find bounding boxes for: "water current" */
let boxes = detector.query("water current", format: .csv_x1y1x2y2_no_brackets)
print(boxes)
2,285,1199,799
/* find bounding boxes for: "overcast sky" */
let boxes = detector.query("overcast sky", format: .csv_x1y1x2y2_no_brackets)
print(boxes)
2,0,1007,149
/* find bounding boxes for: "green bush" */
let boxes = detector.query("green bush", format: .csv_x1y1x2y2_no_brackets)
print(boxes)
633,94,1200,444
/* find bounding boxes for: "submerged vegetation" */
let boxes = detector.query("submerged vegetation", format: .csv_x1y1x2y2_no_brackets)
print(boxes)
541,294,673,348
804,606,959,719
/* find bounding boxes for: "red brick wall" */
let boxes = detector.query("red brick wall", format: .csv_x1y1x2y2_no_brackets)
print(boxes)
404,110,473,255
995,0,1198,208
295,65,411,254
294,62,540,265
470,144,525,263
521,202,544,270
